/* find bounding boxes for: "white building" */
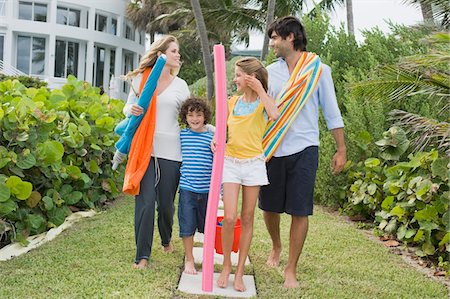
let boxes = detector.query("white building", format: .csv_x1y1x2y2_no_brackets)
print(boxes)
0,0,146,99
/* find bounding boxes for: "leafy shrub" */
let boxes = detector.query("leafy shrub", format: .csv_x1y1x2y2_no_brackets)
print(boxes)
0,76,125,245
189,56,240,98
306,16,432,206
0,75,48,89
345,127,449,258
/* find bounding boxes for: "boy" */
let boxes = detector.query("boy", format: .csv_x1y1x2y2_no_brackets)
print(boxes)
178,97,214,274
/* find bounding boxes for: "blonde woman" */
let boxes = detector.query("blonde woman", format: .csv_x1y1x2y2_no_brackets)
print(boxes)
123,35,190,269
213,57,279,291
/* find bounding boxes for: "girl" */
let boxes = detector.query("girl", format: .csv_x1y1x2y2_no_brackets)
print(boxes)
215,57,279,291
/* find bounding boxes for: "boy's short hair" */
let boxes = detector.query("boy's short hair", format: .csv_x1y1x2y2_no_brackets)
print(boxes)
179,97,212,126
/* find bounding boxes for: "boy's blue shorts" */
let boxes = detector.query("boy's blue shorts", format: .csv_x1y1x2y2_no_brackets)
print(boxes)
178,189,208,238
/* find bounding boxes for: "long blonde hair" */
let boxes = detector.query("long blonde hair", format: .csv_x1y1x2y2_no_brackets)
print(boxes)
235,57,268,92
126,35,179,79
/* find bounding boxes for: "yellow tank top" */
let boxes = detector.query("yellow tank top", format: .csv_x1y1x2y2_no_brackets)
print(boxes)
225,96,267,159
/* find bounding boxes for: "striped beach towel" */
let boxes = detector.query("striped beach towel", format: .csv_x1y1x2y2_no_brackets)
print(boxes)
263,52,322,160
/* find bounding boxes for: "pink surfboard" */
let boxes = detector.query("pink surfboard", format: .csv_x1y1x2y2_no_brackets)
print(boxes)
202,44,227,292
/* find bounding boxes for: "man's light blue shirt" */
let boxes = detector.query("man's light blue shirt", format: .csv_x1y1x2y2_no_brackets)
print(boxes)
267,58,344,157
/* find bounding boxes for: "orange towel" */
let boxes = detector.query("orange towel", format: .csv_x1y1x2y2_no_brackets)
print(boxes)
123,68,156,195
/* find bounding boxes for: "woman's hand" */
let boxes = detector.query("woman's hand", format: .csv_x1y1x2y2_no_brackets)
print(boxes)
130,104,144,116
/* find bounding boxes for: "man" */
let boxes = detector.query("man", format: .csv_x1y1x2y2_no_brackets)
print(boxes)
259,16,347,288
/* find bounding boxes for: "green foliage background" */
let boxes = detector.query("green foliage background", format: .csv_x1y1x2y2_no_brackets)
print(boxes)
0,76,125,245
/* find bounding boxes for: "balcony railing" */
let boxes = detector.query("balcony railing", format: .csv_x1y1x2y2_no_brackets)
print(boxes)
0,59,27,76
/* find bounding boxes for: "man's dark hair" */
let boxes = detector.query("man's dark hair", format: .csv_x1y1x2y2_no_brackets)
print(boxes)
267,16,307,51
179,97,212,126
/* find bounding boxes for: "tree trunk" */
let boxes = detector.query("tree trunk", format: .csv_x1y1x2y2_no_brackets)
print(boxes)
149,29,155,44
419,0,434,24
261,0,276,61
346,0,354,35
190,0,214,101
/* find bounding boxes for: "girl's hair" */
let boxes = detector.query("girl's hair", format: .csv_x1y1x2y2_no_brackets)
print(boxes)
126,35,179,79
179,97,212,126
235,57,268,92
267,16,307,51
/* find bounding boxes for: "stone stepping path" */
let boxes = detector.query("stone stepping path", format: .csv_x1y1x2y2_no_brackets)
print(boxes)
177,202,257,298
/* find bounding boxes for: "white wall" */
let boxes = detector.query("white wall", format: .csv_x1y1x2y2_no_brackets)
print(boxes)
0,0,145,100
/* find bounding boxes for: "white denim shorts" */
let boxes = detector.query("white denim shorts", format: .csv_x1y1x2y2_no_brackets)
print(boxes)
222,154,269,186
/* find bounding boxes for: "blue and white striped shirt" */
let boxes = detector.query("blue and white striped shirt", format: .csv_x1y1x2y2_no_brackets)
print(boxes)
179,129,214,193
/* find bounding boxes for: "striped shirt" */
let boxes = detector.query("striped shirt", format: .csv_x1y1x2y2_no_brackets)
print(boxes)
179,129,214,193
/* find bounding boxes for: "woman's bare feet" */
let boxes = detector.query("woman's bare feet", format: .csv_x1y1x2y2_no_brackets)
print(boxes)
283,269,299,288
184,260,197,275
216,266,231,288
266,246,281,267
163,241,174,253
133,259,148,269
233,273,246,292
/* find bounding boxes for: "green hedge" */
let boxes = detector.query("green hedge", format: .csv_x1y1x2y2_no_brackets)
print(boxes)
304,14,433,207
344,127,449,259
0,75,48,89
0,76,125,245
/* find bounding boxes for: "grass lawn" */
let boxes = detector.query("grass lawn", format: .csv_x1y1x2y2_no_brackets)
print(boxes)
0,196,447,298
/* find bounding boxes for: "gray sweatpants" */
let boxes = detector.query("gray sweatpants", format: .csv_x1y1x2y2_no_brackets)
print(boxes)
134,157,181,263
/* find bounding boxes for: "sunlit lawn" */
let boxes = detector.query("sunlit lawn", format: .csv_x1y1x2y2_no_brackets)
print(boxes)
0,196,447,298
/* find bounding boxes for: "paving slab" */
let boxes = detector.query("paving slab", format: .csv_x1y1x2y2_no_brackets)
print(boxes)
178,271,256,298
192,247,249,266
193,232,204,243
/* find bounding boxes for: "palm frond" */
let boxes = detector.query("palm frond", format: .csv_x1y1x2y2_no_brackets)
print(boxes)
403,0,450,28
307,0,345,18
352,65,449,103
389,109,450,153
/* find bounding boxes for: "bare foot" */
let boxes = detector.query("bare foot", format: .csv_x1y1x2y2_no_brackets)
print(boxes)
163,241,173,253
133,259,148,269
183,260,197,275
266,247,281,267
283,270,299,288
216,267,231,288
233,273,246,292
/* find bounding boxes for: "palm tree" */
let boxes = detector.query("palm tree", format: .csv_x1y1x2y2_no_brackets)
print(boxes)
260,0,276,61
190,0,214,101
404,0,450,28
345,0,354,35
352,33,450,153
126,0,184,43
308,0,354,35
158,0,264,52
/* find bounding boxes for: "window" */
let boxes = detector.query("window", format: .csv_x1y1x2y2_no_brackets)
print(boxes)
57,6,80,27
0,35,4,61
123,52,134,92
125,23,134,41
95,14,107,32
110,49,115,78
0,0,6,17
94,46,105,87
139,32,145,46
17,35,45,75
111,18,117,35
54,40,79,78
19,1,47,22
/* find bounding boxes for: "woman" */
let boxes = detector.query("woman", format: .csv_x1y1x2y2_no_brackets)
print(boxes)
123,35,190,269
